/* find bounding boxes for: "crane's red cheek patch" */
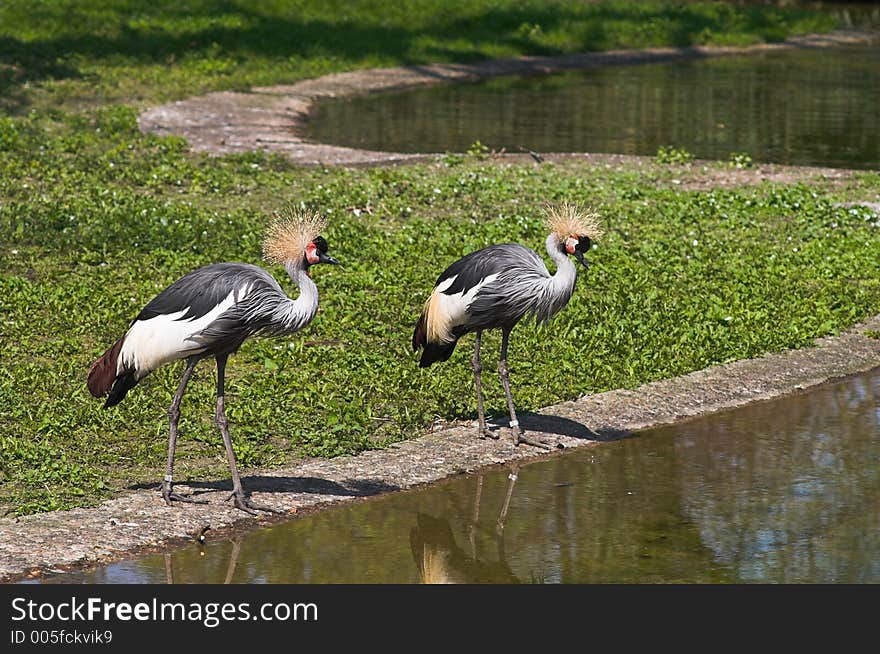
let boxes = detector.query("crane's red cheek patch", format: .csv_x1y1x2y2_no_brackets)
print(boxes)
305,243,320,264
565,237,578,254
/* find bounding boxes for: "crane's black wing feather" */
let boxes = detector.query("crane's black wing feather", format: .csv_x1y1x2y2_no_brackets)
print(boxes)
135,263,277,322
435,244,543,296
414,244,549,367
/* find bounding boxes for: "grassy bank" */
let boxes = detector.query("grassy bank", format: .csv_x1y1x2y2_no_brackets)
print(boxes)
2,107,879,514
3,1,877,516
1,0,836,113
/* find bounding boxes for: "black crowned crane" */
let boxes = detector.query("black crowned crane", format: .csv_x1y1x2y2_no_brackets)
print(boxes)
412,203,602,449
87,208,339,514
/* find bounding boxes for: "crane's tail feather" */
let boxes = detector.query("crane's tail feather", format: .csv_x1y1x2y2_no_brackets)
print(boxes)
413,310,459,367
104,373,138,408
87,337,140,408
87,337,125,398
412,311,428,352
418,340,458,367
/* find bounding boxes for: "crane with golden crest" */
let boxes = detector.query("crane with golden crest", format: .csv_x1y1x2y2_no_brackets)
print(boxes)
412,203,603,449
87,206,339,513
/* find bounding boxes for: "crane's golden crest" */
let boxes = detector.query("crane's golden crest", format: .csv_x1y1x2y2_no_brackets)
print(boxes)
544,202,604,243
262,206,327,265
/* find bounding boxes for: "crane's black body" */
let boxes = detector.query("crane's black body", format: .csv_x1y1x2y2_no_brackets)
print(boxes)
413,244,536,367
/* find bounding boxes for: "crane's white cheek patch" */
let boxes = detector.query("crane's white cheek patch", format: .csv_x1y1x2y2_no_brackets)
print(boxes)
426,274,498,343
120,289,242,375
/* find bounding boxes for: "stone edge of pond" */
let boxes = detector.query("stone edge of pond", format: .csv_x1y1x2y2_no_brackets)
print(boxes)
137,29,880,166
2,314,879,582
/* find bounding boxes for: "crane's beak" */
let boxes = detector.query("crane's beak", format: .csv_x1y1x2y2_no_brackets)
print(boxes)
574,250,589,269
317,252,340,265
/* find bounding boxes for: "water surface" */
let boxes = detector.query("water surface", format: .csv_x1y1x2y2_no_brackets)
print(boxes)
50,367,880,584
305,45,880,169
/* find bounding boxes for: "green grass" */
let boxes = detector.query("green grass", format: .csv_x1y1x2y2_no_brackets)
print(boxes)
0,0,836,113
2,1,874,516
2,107,880,514
656,145,695,165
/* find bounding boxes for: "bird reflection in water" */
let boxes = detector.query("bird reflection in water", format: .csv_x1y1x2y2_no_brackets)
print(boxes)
163,535,244,584
410,465,521,584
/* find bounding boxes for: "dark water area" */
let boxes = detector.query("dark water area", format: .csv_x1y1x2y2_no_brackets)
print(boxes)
304,45,880,170
46,366,880,584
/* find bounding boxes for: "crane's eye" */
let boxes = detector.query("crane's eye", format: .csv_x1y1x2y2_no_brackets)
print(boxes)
313,235,329,253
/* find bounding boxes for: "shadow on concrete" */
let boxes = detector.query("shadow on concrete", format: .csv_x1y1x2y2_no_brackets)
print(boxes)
128,475,399,497
480,411,632,442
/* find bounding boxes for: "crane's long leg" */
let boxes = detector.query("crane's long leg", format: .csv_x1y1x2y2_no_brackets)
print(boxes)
163,357,207,505
498,328,553,450
472,331,496,440
164,553,174,584
496,464,519,534
468,474,484,559
215,354,280,515
224,536,243,584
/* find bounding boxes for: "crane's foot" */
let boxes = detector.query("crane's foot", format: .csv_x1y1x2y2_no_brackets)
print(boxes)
162,482,208,506
477,427,499,440
513,430,559,451
226,492,283,515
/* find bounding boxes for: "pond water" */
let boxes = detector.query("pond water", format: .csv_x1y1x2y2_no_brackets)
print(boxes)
46,366,880,584
304,45,880,170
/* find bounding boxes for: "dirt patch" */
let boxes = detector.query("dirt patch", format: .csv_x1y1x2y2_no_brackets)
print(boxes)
474,151,867,192
138,29,879,167
2,314,879,582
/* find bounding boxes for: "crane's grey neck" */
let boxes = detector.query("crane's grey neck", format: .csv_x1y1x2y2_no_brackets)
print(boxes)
537,232,577,322
279,260,319,332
